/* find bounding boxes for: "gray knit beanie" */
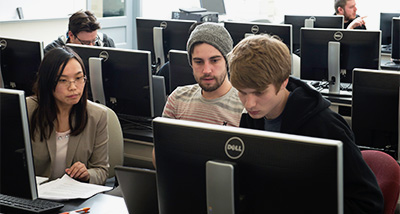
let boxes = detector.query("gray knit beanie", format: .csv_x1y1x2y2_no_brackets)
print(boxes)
186,22,233,66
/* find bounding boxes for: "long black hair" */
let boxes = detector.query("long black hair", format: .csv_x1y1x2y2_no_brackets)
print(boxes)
30,46,88,141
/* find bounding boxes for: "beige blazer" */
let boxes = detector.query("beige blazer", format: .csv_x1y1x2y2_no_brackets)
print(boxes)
26,98,109,185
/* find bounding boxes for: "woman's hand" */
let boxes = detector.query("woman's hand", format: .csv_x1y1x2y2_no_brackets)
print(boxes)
65,161,90,182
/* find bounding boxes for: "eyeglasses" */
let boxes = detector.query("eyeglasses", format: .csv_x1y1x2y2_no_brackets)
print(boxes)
73,34,99,45
57,76,87,88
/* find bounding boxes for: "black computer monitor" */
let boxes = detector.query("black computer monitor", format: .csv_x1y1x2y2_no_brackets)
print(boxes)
300,28,381,94
168,49,196,94
392,18,400,62
200,0,226,15
351,68,400,160
66,44,155,119
0,37,44,96
380,12,400,46
284,15,344,54
136,18,196,72
153,117,344,213
0,88,37,200
381,17,400,71
224,21,292,52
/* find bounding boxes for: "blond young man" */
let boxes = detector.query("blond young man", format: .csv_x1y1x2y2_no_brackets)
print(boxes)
228,34,383,213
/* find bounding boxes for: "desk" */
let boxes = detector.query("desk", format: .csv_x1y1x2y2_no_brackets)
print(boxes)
121,121,155,169
58,193,128,214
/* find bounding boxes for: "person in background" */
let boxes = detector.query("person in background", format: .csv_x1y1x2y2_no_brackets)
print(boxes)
153,23,244,168
228,34,383,213
334,0,367,29
44,10,115,54
27,47,109,185
162,22,244,127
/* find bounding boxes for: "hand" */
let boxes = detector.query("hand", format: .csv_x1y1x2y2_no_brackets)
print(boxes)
347,16,367,29
65,161,90,182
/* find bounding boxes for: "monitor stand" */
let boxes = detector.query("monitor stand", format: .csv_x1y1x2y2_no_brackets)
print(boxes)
206,160,235,213
153,27,166,73
0,48,3,88
89,57,106,105
328,41,341,94
304,17,315,28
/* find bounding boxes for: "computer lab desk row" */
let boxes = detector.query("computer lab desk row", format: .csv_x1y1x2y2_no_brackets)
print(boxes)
119,92,353,171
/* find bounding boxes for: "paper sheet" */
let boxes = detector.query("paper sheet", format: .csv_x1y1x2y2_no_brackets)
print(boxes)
38,174,112,200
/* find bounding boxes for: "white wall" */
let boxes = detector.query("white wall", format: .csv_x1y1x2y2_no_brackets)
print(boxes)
142,0,400,30
0,0,86,46
1,0,399,47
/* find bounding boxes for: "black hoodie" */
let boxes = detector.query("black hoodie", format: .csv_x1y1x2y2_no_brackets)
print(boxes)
240,77,383,213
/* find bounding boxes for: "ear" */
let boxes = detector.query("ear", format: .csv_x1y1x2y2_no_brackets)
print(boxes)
280,78,289,90
337,7,344,15
67,31,74,39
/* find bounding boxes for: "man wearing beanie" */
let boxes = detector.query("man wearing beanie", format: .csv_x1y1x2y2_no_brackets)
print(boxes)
162,22,243,127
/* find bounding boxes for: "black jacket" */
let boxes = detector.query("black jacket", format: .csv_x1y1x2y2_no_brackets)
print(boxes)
240,77,383,214
44,32,115,54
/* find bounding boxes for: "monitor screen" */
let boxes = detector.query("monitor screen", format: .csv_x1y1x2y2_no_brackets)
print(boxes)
284,15,343,53
392,17,400,61
380,12,400,46
200,0,226,15
224,21,292,52
300,28,381,84
351,68,400,160
136,18,196,72
168,49,196,94
0,37,44,96
153,117,343,213
0,88,37,200
66,44,154,119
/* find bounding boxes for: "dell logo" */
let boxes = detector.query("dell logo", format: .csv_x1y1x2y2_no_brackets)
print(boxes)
225,137,245,159
0,39,7,50
160,21,168,29
99,51,109,62
333,31,343,41
251,25,259,34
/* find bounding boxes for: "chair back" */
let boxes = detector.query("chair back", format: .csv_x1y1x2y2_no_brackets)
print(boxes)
361,150,400,214
105,106,124,178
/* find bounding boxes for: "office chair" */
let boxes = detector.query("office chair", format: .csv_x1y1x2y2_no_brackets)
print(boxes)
104,105,124,178
361,150,400,214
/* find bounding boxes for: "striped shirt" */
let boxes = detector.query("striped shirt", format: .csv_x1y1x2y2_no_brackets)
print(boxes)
162,84,244,127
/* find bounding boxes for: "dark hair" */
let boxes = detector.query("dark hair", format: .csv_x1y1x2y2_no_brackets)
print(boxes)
30,47,88,141
68,10,101,35
334,0,348,14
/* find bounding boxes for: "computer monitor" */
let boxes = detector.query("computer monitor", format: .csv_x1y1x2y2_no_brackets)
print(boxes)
66,44,155,119
392,18,400,62
300,28,381,94
153,117,344,213
224,21,292,52
0,88,37,200
351,68,400,160
0,37,44,96
200,0,226,15
136,18,196,72
284,15,344,54
380,12,400,46
168,49,196,94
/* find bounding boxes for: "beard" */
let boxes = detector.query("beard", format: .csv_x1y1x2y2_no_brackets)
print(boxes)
197,72,227,92
343,10,355,22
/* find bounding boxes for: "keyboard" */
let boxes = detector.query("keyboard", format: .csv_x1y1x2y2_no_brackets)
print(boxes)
381,44,392,54
0,194,64,213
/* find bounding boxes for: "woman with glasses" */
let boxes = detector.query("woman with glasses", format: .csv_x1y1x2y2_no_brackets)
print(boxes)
44,10,115,54
27,47,109,185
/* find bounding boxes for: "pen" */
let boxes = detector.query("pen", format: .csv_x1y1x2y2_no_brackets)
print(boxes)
60,207,90,214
